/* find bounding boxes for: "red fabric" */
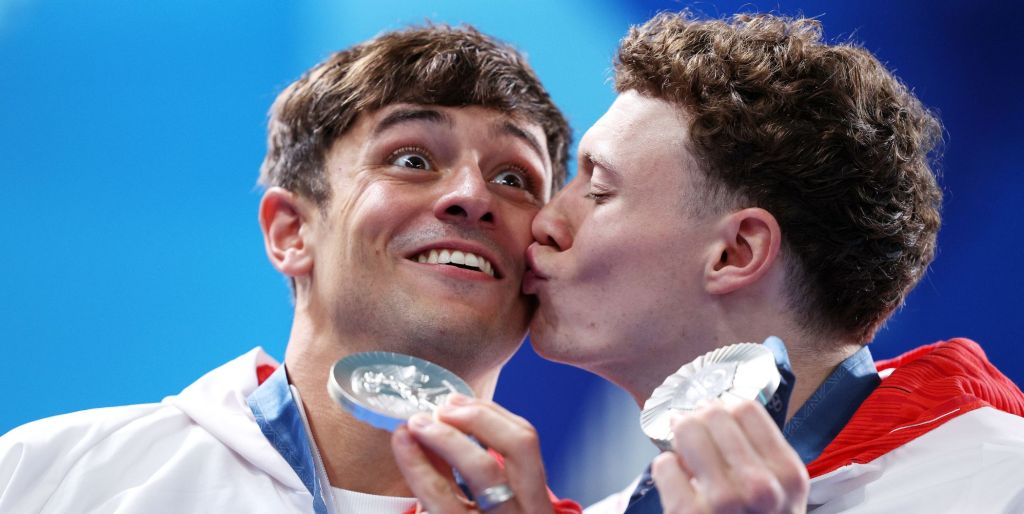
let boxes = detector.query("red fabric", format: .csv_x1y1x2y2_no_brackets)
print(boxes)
256,364,277,385
488,450,583,513
806,338,1024,478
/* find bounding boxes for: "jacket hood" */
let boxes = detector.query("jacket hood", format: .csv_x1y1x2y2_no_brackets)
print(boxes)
163,348,305,491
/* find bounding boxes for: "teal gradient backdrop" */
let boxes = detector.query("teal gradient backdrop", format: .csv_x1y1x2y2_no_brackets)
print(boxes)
2,0,1021,505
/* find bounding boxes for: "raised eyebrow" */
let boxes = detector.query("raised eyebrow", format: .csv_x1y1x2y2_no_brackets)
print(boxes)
372,108,453,137
492,120,545,163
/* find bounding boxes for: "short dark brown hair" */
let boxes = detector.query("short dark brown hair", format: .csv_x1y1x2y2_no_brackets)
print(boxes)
259,24,571,203
616,12,943,342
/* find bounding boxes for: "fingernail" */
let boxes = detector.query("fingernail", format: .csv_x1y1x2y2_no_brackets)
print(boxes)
408,413,433,429
446,392,472,406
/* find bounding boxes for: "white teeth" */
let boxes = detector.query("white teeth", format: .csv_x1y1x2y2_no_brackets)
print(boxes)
412,248,496,277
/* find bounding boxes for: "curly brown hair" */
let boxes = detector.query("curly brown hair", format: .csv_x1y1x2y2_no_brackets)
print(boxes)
259,24,571,204
616,12,943,343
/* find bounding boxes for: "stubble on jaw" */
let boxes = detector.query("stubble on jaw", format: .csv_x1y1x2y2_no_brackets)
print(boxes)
328,276,530,383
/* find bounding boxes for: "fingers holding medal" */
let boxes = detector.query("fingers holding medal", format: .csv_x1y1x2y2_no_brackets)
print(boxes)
642,341,808,514
393,393,554,514
652,401,808,514
329,352,555,513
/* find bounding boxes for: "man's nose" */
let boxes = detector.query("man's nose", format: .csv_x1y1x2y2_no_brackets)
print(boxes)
531,191,573,251
433,165,495,225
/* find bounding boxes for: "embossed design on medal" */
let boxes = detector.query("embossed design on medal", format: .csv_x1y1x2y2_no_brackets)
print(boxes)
329,352,475,431
640,342,781,451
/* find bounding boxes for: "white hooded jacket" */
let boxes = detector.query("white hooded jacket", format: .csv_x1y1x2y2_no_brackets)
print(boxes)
0,348,316,513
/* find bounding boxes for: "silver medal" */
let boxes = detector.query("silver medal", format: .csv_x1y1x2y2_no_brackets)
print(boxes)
640,342,781,451
328,352,474,431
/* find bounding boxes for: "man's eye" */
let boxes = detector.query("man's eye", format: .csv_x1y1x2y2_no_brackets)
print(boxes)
585,189,613,204
390,150,432,170
492,169,529,190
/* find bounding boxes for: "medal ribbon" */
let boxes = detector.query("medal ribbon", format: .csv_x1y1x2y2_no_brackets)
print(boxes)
249,364,422,514
248,365,333,514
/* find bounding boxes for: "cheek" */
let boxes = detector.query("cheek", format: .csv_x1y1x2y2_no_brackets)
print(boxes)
349,181,388,218
572,225,635,281
507,208,540,249
572,223,687,305
489,201,541,263
346,183,415,241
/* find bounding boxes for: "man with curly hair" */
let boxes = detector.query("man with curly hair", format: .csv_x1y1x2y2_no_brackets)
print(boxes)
396,12,1024,514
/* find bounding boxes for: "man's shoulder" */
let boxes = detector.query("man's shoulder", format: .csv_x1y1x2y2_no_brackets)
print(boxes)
807,339,1024,511
809,406,1024,512
809,338,1024,475
0,348,291,513
2,401,167,448
0,400,190,478
0,401,192,512
881,405,1024,457
0,347,273,452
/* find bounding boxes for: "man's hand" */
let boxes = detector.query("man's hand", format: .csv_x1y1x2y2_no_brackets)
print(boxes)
391,393,556,514
652,400,809,514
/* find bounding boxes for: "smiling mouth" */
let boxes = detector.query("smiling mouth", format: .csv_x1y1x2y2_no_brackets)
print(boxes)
412,249,498,278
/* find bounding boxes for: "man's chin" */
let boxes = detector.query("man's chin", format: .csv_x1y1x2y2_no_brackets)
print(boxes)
527,312,611,369
407,328,526,380
403,308,528,353
526,319,561,360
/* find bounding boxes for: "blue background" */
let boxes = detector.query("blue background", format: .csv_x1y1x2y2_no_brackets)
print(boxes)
2,0,1021,505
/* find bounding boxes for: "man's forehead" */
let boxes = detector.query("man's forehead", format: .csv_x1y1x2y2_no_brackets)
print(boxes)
366,103,546,150
371,105,454,135
578,103,637,175
370,103,538,129
580,92,697,183
605,92,685,133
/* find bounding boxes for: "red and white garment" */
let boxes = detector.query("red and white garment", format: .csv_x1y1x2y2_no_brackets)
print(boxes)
806,339,1024,512
587,339,1024,513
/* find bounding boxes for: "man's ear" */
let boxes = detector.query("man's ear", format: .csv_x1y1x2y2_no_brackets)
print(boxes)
704,208,782,295
259,187,315,278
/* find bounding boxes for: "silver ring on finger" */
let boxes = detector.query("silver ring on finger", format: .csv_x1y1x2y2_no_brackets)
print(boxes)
475,483,515,511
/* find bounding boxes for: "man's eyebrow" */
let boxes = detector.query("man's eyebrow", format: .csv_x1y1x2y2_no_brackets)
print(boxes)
492,120,545,162
582,151,621,181
372,108,453,136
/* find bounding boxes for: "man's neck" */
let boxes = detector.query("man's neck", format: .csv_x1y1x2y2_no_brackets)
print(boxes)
781,337,863,420
285,344,411,496
281,321,501,496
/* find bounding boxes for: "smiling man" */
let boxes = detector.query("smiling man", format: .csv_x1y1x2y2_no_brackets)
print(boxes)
0,25,578,514
396,12,1024,514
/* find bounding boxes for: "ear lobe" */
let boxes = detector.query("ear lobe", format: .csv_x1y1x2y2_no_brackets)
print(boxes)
705,208,781,295
259,187,315,278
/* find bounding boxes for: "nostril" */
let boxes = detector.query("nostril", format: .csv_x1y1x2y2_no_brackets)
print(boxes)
445,205,467,217
546,235,561,251
480,212,494,223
